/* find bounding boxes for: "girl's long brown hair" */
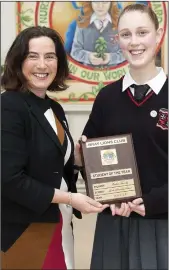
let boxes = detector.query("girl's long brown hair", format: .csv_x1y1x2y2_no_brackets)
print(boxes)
77,2,120,30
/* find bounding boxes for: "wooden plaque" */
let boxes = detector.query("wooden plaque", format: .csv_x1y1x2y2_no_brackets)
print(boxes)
80,134,142,204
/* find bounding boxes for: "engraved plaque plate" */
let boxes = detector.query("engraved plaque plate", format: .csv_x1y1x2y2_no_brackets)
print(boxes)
80,134,142,204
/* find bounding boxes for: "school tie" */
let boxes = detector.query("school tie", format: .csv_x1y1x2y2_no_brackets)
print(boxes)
131,84,150,102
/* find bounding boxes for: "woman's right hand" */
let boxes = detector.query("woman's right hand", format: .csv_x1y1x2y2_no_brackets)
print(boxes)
71,193,109,214
74,135,108,214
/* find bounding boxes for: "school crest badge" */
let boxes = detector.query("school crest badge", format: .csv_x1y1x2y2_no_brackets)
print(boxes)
156,108,168,130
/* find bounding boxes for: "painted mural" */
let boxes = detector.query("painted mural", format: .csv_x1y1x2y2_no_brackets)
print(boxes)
16,2,167,103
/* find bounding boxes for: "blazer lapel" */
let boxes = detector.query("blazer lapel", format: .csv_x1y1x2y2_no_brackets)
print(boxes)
21,93,65,155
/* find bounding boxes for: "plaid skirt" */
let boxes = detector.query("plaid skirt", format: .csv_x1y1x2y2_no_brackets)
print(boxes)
91,211,168,270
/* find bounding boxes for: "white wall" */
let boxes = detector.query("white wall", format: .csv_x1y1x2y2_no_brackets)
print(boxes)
1,2,16,63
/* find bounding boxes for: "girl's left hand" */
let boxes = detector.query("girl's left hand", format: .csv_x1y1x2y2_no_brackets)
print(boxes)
110,202,131,217
128,198,145,216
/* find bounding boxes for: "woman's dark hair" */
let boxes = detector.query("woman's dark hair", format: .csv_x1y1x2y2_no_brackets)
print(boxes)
117,3,159,30
1,26,69,92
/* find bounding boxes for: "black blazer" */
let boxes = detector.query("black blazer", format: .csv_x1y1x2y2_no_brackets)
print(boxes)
1,91,81,252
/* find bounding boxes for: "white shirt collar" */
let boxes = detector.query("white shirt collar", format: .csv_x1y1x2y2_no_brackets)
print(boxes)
122,67,167,95
90,13,112,24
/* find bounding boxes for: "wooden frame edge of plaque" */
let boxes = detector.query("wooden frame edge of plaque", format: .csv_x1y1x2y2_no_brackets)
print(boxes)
79,140,90,196
129,133,142,198
80,134,142,204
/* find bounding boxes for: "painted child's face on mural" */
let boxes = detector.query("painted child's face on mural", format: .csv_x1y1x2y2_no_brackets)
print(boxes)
118,11,162,70
92,2,111,18
22,36,58,94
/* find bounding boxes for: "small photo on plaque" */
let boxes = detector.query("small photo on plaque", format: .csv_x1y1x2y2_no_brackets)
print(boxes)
100,149,118,165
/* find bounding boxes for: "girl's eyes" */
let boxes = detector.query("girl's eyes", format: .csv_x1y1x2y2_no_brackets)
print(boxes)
120,31,148,38
138,31,148,36
121,33,130,38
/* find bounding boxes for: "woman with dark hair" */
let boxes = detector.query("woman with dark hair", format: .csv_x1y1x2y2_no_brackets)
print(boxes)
1,26,107,270
77,3,168,270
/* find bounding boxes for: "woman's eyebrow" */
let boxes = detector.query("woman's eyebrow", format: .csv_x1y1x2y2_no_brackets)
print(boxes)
28,52,56,55
45,52,57,55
